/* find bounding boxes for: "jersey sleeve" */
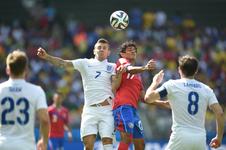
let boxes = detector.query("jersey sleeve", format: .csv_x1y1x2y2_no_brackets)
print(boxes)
36,87,48,110
116,58,131,68
156,80,172,99
112,63,116,75
71,58,86,72
207,88,219,106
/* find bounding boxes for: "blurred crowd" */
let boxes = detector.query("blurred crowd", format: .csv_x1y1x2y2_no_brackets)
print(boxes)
0,3,225,140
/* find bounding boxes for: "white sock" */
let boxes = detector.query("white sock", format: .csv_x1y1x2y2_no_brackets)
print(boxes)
103,144,113,150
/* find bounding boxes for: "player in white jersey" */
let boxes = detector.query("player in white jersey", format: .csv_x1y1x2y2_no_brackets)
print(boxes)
37,38,123,150
144,55,224,150
0,50,50,150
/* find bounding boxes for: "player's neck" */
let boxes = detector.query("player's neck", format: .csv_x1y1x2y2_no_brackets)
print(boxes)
9,72,26,79
181,75,195,79
126,58,135,65
95,57,107,62
54,104,62,109
10,76,25,80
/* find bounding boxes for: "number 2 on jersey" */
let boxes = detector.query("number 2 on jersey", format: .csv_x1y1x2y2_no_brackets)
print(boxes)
1,97,30,125
187,91,199,115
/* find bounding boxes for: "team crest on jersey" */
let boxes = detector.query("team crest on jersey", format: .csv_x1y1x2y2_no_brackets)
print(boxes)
128,122,134,129
106,65,113,73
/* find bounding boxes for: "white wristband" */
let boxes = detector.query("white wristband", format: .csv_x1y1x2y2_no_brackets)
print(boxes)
68,132,72,137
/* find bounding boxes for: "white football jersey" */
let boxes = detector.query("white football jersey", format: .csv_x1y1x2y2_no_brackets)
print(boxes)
72,58,115,106
0,79,47,150
157,78,218,134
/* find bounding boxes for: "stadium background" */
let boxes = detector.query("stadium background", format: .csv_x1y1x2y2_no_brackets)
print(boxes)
0,0,225,149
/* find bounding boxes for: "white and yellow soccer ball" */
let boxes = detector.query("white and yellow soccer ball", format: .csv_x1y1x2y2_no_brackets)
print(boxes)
110,10,129,30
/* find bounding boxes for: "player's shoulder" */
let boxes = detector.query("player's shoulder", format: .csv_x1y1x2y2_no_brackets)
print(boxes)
0,81,7,94
106,62,116,69
164,79,177,85
195,80,212,91
0,80,9,88
72,58,89,63
25,81,44,91
22,82,46,99
62,106,69,112
162,79,182,90
48,105,55,111
117,58,129,64
107,61,116,66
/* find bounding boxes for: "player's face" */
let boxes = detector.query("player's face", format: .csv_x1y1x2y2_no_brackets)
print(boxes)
93,42,110,61
121,46,137,61
53,94,63,106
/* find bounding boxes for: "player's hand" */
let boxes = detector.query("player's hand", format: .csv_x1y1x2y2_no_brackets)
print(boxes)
116,65,126,75
145,59,156,71
37,139,47,150
37,47,48,59
153,70,164,85
68,132,73,143
209,137,221,148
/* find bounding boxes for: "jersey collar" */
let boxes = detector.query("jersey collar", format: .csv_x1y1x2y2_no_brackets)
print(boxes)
94,58,108,63
8,78,26,83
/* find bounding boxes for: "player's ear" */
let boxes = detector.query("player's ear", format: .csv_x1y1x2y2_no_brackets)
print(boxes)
120,52,125,58
93,48,96,55
24,66,29,77
6,68,10,76
178,67,182,77
107,50,111,56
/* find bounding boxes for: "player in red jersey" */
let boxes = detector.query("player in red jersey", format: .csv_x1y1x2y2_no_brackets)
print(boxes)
48,91,72,150
112,41,169,150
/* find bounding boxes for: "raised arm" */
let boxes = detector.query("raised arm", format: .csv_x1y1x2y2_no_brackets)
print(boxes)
144,70,164,103
127,59,156,74
111,65,126,94
209,103,224,148
37,47,74,70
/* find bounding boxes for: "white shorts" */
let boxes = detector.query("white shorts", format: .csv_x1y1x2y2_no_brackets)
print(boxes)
80,105,114,140
166,130,206,150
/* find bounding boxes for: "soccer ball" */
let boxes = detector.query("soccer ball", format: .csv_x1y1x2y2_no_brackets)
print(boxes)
110,10,129,30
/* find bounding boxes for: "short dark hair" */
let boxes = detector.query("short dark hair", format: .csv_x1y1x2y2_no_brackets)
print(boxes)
6,50,28,76
120,41,137,53
119,41,137,57
178,55,198,77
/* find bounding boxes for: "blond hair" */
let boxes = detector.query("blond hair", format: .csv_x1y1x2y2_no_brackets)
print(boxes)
6,50,28,76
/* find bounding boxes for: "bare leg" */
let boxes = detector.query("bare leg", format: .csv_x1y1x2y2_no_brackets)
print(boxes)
133,138,145,150
118,131,132,150
82,134,96,150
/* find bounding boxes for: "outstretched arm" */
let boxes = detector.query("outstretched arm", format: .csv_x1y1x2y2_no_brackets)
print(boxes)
37,47,74,70
209,103,224,148
127,59,156,74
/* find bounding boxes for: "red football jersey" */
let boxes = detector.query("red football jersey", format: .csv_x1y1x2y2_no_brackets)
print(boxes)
48,105,69,138
113,58,143,109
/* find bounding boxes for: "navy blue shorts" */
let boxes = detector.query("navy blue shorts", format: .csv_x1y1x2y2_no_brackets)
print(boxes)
48,137,64,150
113,105,144,139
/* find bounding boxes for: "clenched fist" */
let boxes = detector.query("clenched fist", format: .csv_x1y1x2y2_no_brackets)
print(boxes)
37,47,48,59
145,59,156,71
